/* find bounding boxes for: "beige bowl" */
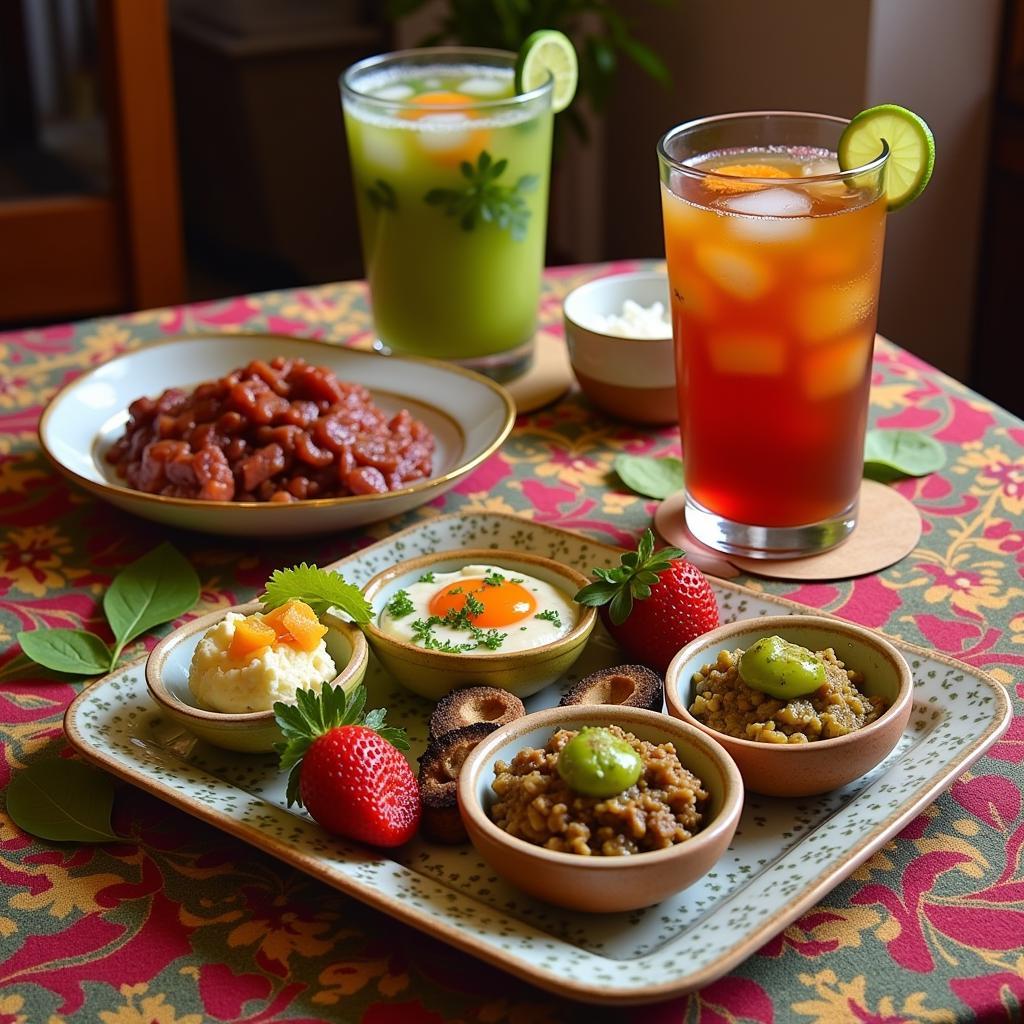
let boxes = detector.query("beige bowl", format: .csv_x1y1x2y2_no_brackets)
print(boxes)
146,601,369,753
360,549,596,701
664,615,914,797
563,270,678,425
457,705,743,912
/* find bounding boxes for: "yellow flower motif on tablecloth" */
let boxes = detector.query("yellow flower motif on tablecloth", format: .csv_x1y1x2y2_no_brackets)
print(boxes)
80,322,136,364
913,831,989,877
600,491,639,517
792,971,955,1023
0,371,35,413
278,288,367,332
0,992,27,1024
0,453,48,491
0,916,16,938
919,561,1023,618
312,957,409,1005
869,381,921,410
227,898,333,969
99,984,202,1024
126,306,180,329
455,492,519,515
959,445,1024,514
6,846,128,919
534,450,613,489
0,525,87,597
850,848,896,881
782,905,883,954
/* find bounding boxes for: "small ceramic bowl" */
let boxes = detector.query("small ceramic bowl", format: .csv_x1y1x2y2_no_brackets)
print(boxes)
664,615,914,797
457,705,743,912
563,270,677,425
146,601,369,753
360,549,597,701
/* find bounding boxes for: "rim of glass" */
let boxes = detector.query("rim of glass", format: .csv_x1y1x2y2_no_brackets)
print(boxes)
657,110,890,185
341,46,552,111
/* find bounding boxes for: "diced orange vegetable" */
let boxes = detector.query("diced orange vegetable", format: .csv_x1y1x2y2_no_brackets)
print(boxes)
229,616,276,660
261,599,327,652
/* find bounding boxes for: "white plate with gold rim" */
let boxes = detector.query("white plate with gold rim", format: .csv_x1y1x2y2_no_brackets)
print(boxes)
64,512,1011,1005
39,334,515,536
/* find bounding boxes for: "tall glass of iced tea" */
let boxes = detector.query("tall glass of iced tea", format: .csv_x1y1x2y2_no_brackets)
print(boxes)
658,112,890,558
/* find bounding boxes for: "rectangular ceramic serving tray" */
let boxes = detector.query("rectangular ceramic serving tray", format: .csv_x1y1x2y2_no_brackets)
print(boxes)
64,512,1012,1005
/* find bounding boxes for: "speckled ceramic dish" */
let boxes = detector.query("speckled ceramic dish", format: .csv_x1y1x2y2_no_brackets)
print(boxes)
145,601,368,752
458,705,743,912
360,549,597,700
664,616,914,797
65,512,1011,1005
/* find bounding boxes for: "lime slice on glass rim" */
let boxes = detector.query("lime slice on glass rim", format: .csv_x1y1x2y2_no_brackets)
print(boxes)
515,29,578,113
838,104,935,210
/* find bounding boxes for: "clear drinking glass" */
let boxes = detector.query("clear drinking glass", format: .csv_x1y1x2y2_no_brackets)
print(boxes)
657,111,890,558
341,48,554,381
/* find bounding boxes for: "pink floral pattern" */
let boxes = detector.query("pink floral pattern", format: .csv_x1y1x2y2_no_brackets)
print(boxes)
0,262,1022,1021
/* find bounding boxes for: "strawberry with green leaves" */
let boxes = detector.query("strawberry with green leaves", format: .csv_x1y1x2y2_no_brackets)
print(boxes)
575,529,719,674
275,682,420,847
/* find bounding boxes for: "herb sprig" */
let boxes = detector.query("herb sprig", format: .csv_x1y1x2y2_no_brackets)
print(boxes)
424,151,538,241
260,563,372,623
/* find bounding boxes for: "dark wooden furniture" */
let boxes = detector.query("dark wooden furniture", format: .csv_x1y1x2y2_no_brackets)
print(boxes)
0,0,185,324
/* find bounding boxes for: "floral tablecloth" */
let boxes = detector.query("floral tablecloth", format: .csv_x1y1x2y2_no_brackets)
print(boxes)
1,262,1022,1024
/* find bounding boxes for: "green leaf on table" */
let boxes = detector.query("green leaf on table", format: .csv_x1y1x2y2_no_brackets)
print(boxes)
613,453,684,499
17,629,111,675
103,542,200,664
6,758,118,842
260,563,373,623
863,429,946,482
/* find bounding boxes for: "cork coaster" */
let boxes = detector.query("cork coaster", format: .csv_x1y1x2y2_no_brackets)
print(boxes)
655,479,921,581
504,330,574,414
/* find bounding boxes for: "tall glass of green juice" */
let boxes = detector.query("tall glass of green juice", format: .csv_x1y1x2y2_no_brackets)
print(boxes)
341,48,554,380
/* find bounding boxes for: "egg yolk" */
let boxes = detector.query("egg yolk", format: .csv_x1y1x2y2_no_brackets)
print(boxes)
428,579,537,627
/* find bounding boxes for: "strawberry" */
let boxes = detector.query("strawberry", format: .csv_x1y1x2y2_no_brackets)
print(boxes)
575,529,719,674
274,682,420,847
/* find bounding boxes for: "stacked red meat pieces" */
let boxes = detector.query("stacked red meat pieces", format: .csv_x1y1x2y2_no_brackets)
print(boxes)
105,357,435,502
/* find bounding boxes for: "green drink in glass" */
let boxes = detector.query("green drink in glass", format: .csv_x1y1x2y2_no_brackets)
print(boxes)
341,48,554,380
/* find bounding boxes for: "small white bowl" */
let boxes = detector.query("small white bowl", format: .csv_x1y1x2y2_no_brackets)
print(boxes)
563,270,677,425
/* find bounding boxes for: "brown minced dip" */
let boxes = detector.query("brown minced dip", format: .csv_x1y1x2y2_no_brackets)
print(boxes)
489,725,707,856
689,647,888,744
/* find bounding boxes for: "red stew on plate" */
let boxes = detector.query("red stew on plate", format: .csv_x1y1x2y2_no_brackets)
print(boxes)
105,357,435,502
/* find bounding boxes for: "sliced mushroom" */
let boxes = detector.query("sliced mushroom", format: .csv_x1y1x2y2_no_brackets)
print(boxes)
428,686,525,741
558,664,664,713
418,722,497,844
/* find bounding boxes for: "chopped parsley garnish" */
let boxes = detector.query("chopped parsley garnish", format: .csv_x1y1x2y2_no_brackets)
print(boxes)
483,572,505,586
407,611,506,652
418,571,436,583
410,618,437,645
475,629,506,651
464,592,485,618
385,589,415,619
535,609,563,628
448,586,464,595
